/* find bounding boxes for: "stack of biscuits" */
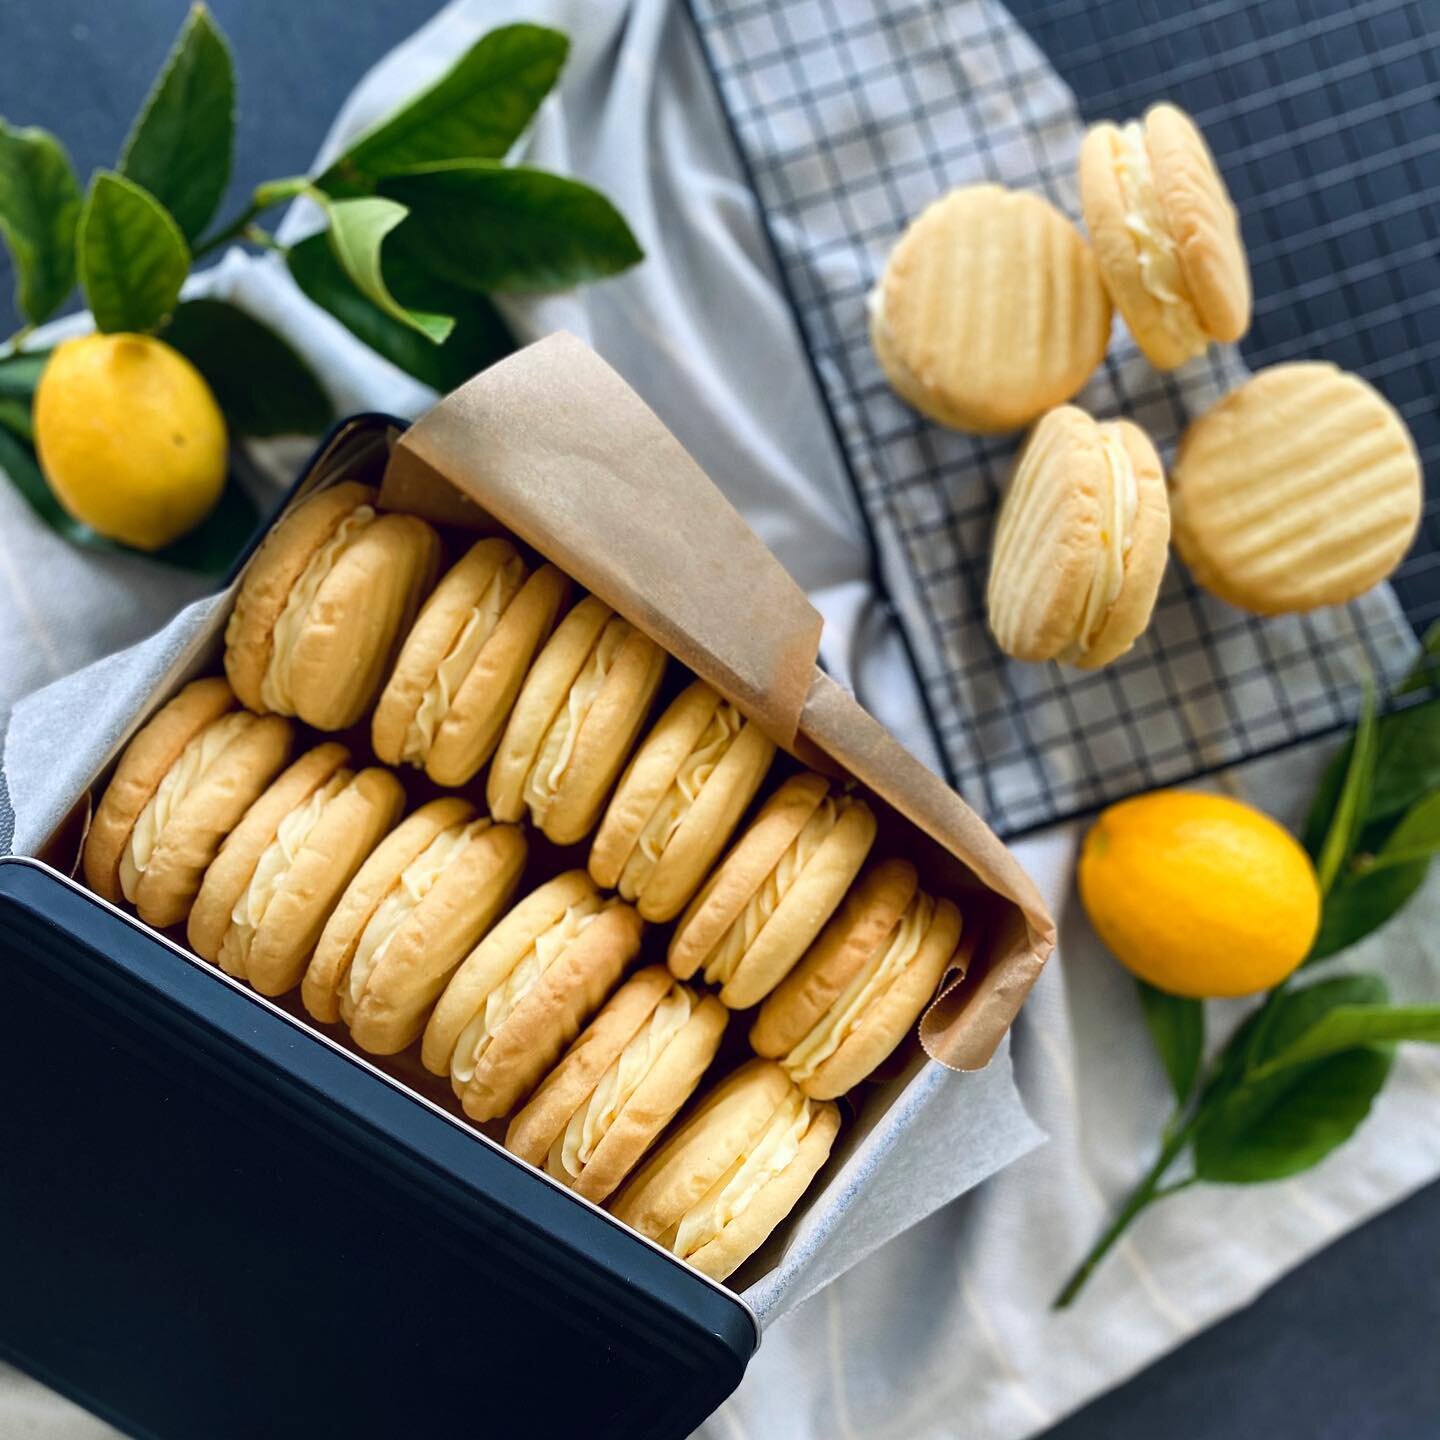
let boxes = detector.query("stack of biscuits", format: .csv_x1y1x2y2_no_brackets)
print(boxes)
82,481,970,1284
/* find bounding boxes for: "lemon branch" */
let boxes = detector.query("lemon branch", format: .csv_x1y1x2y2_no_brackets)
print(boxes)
190,176,308,263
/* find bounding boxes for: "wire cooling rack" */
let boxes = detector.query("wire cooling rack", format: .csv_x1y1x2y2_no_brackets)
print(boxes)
685,0,1439,838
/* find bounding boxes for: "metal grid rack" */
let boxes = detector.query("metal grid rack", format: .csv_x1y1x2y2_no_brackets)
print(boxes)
685,0,1439,838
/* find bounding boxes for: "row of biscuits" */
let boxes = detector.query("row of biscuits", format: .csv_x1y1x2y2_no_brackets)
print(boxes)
80,483,967,1281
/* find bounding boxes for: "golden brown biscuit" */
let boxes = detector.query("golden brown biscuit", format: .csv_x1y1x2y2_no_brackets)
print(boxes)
987,405,1170,668
372,540,569,786
224,481,440,731
870,184,1112,433
505,966,727,1203
422,870,643,1123
1170,362,1423,613
301,798,526,1054
668,773,876,1010
750,859,962,1100
609,1059,840,1282
188,744,404,996
589,681,775,923
83,677,293,928
1080,102,1250,369
487,596,666,845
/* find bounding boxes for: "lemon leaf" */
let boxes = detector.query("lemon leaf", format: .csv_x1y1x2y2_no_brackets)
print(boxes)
1136,980,1203,1105
118,3,235,242
318,24,568,196
0,120,81,324
160,299,332,436
1312,683,1377,895
1311,857,1430,960
78,172,190,334
0,349,50,398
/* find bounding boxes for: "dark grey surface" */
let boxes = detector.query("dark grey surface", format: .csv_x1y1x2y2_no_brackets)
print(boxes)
0,2,1435,1437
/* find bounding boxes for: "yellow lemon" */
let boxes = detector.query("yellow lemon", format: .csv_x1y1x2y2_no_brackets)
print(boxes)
1078,790,1321,998
34,333,227,551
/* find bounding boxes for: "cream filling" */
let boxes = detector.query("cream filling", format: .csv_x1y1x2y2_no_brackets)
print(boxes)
619,705,743,900
784,892,936,1085
401,563,517,765
345,817,491,1007
218,772,348,973
261,506,376,713
548,986,695,1181
670,1089,812,1260
1114,122,1208,357
522,619,629,820
450,896,605,1087
119,712,254,902
1058,428,1139,663
703,798,842,987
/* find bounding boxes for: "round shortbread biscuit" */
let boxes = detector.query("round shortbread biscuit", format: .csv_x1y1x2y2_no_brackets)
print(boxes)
83,677,238,904
870,184,1112,433
987,405,1170,669
667,773,877,1010
505,966,728,1203
1080,103,1250,370
1170,362,1422,614
589,681,776,924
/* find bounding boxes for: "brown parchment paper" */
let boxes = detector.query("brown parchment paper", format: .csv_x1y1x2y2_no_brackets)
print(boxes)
383,333,1055,1069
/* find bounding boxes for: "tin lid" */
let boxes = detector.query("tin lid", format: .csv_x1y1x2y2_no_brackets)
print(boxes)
0,859,756,1440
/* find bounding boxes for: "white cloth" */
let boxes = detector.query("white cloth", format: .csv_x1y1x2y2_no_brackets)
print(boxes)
1,2,1436,1438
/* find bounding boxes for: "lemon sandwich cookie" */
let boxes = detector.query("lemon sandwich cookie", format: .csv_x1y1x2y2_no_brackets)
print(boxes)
224,481,441,731
667,773,877,1010
870,184,1111,433
751,859,962,1100
1080,102,1251,370
1170,362,1422,614
187,744,404,996
372,540,570,786
987,404,1170,669
609,1059,840,1282
589,681,776,923
487,595,666,845
423,870,644,1123
505,966,728,1203
301,798,526,1054
83,677,293,928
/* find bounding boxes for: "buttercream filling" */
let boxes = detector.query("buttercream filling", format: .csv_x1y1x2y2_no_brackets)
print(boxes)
401,561,520,764
345,817,491,1007
703,797,843,987
450,896,604,1086
522,619,630,819
547,986,695,1181
784,892,936,1085
119,712,254,902
218,772,348,972
261,506,376,713
669,1089,813,1260
1058,427,1139,663
619,705,744,900
1114,123,1208,357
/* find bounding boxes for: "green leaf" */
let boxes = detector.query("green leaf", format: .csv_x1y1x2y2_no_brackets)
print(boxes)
1193,1045,1392,1182
1311,859,1430,960
1396,620,1440,696
0,120,81,323
317,195,454,341
160,299,331,436
118,3,235,241
0,395,33,442
286,232,512,390
1137,980,1204,1104
1254,1006,1440,1077
1264,973,1390,1054
1313,684,1377,894
0,349,50,398
319,24,568,195
78,171,190,333
1360,791,1440,871
0,417,254,576
380,161,644,293
1368,700,1440,824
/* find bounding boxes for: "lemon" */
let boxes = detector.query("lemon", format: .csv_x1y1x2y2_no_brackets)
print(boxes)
1078,790,1321,998
34,333,228,551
